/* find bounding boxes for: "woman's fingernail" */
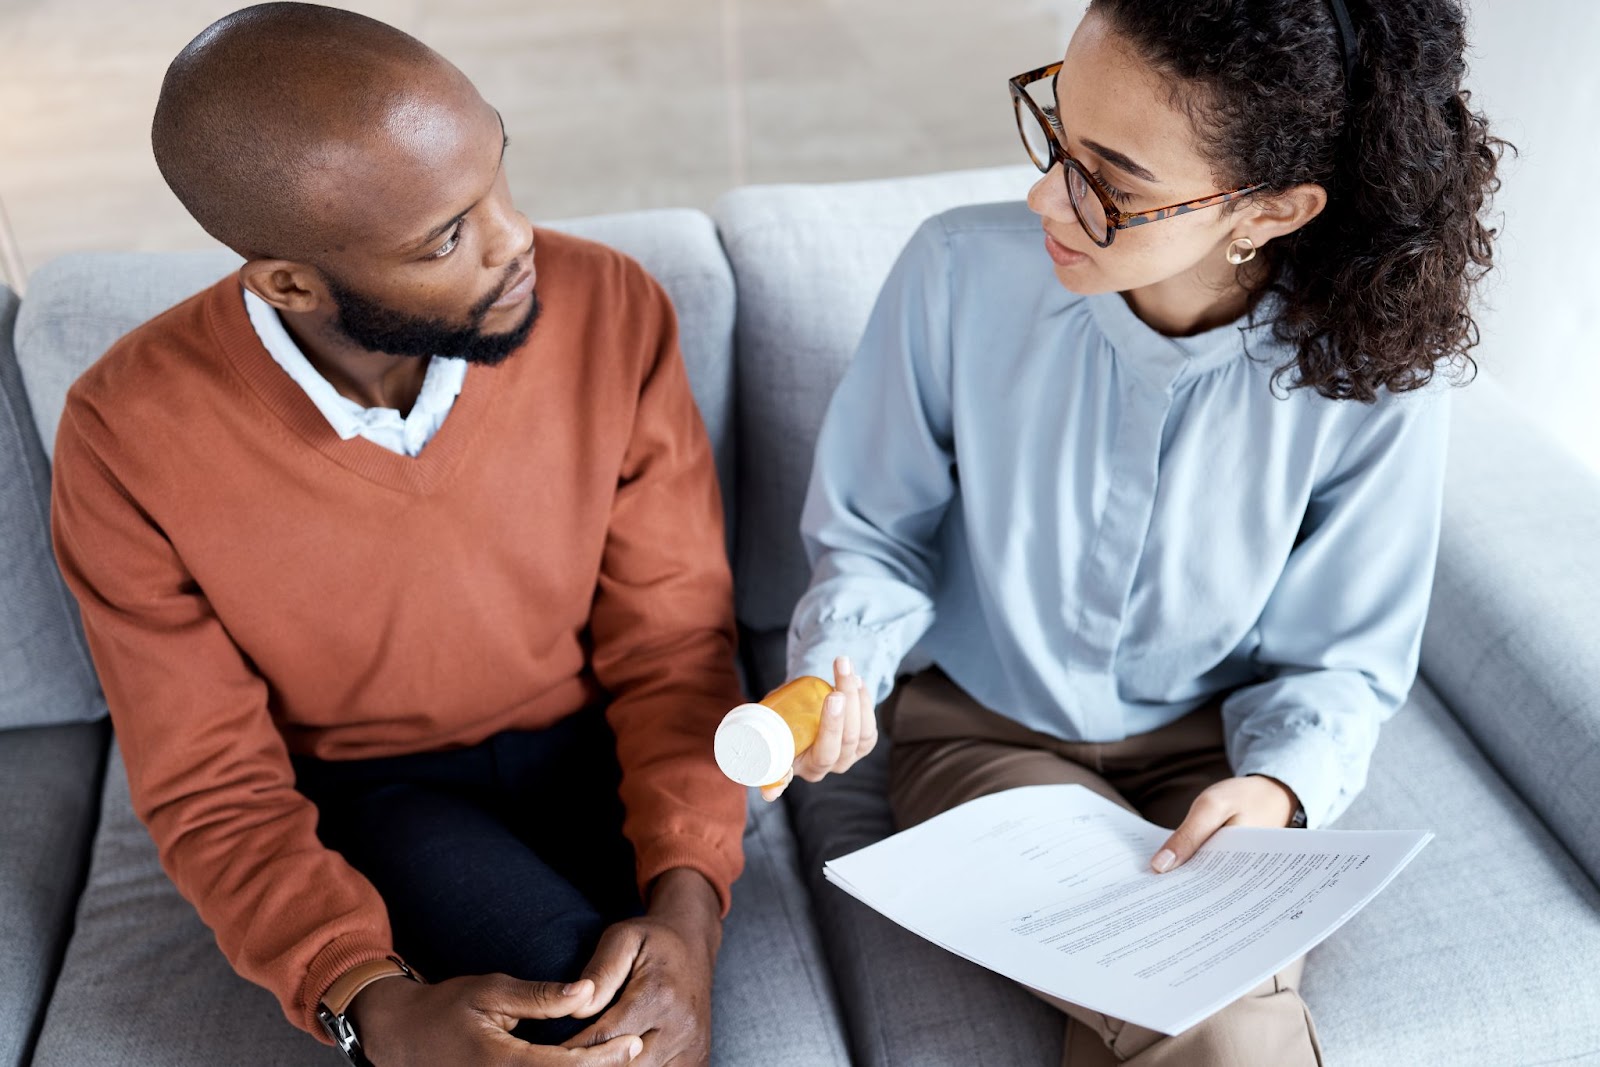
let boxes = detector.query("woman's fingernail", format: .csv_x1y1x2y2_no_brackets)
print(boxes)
1152,849,1176,873
560,981,582,996
826,694,844,716
629,1037,644,1058
839,655,854,676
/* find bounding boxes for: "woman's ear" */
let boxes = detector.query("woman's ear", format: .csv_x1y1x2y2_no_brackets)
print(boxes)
1241,182,1328,247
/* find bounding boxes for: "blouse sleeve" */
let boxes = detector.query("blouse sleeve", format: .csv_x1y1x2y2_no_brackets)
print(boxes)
1224,387,1452,828
787,218,959,703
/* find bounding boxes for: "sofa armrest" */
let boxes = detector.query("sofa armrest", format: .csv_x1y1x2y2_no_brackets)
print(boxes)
0,720,109,1067
1420,375,1600,883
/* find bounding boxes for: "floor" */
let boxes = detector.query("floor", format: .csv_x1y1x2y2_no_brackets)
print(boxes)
0,0,1087,283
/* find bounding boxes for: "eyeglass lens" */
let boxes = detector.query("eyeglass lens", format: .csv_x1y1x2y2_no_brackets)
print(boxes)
1064,165,1109,243
1016,90,1110,245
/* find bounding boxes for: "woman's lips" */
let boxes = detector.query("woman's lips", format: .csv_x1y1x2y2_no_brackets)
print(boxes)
1043,227,1089,267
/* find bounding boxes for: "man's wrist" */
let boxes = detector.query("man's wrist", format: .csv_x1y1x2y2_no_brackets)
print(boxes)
648,868,723,953
345,971,419,1033
318,956,420,1065
320,956,418,1017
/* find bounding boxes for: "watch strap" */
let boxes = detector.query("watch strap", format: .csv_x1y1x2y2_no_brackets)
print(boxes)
321,955,418,1017
317,956,420,1067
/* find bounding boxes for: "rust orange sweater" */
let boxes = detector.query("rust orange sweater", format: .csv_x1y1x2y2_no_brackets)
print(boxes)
50,229,748,1037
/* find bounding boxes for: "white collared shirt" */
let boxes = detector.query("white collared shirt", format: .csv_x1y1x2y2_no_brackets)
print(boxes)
243,289,467,457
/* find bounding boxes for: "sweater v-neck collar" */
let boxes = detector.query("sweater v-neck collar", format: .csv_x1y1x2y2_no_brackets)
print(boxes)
204,279,497,495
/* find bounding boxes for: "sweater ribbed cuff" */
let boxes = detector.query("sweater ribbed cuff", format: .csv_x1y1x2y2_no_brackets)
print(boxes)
635,831,745,918
295,935,398,1041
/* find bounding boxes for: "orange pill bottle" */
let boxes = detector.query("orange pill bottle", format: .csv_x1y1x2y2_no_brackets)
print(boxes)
714,676,833,787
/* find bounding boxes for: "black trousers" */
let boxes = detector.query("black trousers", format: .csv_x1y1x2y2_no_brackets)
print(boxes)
292,707,643,1044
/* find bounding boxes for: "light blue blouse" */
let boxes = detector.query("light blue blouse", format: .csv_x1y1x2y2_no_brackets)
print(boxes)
787,201,1451,829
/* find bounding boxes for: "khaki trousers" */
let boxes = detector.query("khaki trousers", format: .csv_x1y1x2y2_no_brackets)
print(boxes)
881,669,1325,1067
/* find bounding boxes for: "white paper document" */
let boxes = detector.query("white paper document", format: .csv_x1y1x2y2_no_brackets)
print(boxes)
824,784,1431,1035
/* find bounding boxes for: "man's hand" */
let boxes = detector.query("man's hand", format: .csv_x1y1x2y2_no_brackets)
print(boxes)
1150,775,1300,873
349,973,642,1067
563,868,722,1067
761,655,878,802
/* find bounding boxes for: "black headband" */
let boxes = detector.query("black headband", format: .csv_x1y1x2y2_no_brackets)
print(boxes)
1326,0,1358,89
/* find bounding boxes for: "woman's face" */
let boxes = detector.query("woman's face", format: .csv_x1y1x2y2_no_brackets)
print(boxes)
1026,12,1248,297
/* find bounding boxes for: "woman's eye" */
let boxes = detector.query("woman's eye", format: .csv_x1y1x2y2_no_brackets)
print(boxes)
1093,170,1135,206
1042,103,1065,135
429,223,464,259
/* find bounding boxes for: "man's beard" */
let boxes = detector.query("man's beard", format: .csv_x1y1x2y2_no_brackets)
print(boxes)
323,268,540,366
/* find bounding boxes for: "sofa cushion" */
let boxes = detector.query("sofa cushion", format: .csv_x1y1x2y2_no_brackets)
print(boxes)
789,679,1600,1066
31,747,849,1066
0,720,108,1067
13,252,242,457
712,166,1034,649
1420,375,1600,885
550,210,738,520
12,212,737,519
0,282,104,728
1300,682,1600,1064
785,740,1068,1067
30,742,354,1067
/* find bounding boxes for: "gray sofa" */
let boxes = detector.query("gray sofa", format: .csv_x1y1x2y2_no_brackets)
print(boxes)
3,167,1598,1067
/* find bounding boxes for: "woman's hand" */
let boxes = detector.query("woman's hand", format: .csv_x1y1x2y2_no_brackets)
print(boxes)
1150,775,1300,874
760,656,878,802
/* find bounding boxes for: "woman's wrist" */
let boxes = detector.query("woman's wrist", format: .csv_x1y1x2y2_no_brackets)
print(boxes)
1247,773,1302,827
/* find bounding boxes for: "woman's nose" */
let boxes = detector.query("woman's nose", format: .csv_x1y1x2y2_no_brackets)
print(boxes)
1026,164,1068,218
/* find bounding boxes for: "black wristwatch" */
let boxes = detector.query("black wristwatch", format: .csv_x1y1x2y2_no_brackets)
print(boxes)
316,955,421,1066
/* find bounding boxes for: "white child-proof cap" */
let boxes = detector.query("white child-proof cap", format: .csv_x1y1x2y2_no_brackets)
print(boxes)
715,703,796,786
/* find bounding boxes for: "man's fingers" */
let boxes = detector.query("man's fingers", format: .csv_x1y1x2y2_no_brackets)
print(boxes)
562,987,654,1056
759,768,794,803
472,975,597,1026
551,1033,645,1066
574,926,643,1018
515,1029,643,1065
1152,793,1231,873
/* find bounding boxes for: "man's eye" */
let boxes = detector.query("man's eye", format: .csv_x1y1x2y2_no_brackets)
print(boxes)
429,223,464,259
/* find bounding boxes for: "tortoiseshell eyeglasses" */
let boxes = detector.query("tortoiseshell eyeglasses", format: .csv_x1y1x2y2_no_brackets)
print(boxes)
1008,61,1266,248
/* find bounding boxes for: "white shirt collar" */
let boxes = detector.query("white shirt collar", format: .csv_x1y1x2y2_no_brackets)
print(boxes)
242,288,467,457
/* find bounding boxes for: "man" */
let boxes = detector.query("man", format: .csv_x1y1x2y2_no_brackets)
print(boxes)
49,4,748,1065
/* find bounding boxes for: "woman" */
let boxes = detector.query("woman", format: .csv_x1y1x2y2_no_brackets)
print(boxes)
767,0,1504,1063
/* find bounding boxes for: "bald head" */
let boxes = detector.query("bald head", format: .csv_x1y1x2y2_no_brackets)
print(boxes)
153,3,479,260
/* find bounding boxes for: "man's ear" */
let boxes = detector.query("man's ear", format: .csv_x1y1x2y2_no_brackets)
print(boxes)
239,259,329,315
1240,182,1329,248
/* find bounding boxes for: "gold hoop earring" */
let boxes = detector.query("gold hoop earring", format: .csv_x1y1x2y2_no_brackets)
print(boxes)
1225,237,1258,265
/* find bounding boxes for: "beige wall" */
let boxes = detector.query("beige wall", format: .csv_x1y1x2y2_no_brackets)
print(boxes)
1,0,1593,469
0,0,1087,269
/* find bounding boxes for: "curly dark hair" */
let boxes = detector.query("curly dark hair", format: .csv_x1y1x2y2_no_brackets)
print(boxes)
1091,0,1508,401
